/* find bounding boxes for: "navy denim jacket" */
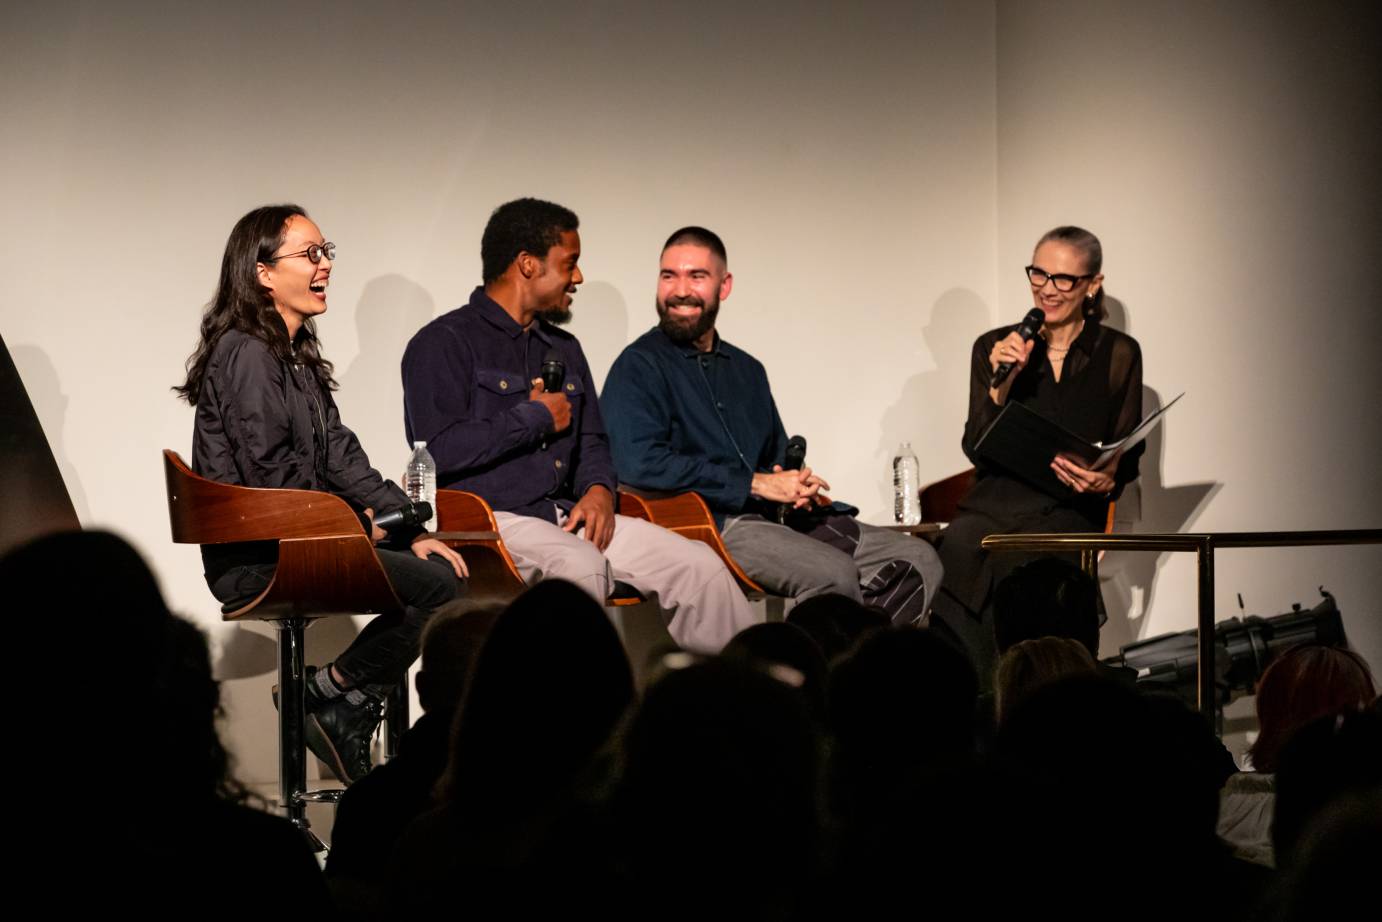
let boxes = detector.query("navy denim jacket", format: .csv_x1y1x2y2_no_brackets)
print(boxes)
401,287,617,522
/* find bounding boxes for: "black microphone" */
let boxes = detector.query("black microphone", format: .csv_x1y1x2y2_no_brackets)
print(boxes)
541,349,565,394
372,501,433,534
777,435,807,523
783,435,807,471
990,308,1045,389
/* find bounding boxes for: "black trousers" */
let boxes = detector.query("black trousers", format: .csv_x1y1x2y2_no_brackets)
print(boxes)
210,549,462,691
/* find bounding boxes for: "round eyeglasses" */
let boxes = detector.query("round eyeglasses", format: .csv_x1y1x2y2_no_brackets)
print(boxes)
272,242,337,264
1025,265,1091,292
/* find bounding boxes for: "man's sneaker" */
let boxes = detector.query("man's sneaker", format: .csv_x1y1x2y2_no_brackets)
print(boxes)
306,694,385,785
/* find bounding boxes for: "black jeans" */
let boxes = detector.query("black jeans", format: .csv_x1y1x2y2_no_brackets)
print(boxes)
210,549,462,692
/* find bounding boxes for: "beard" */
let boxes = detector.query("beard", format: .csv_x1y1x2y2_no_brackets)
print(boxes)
657,294,719,345
544,304,573,326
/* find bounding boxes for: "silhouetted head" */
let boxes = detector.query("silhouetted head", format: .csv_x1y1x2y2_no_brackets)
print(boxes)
829,627,979,786
786,592,889,663
416,601,504,716
994,636,1097,726
993,557,1100,658
1273,709,1382,869
1250,643,1375,772
722,621,829,721
437,579,633,814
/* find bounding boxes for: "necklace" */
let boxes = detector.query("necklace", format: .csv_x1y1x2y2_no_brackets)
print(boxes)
1043,319,1083,359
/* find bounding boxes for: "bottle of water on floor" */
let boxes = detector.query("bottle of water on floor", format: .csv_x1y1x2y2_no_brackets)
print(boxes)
404,441,437,531
893,442,921,526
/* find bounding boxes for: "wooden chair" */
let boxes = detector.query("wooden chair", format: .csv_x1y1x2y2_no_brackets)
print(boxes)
918,466,1117,578
919,468,976,526
432,489,645,605
162,451,508,846
617,488,788,619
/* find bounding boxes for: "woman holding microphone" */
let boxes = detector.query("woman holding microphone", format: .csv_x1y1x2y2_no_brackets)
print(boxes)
930,226,1143,682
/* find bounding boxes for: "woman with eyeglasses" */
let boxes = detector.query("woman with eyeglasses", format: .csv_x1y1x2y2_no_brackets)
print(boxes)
929,226,1144,685
176,204,467,785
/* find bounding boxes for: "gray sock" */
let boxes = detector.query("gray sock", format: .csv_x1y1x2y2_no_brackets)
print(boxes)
311,665,346,700
344,688,370,707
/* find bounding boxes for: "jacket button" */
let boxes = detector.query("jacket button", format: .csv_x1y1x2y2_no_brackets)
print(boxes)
555,459,563,469
499,380,509,390
566,383,575,391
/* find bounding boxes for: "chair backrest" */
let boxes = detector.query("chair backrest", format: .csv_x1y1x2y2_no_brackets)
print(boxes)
919,468,976,525
162,450,401,620
163,450,363,544
433,488,527,599
619,489,765,595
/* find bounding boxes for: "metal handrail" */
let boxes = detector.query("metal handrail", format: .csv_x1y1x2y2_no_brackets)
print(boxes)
980,528,1382,714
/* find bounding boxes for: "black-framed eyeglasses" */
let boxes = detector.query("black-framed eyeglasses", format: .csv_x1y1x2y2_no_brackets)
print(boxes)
1025,265,1091,292
270,242,337,264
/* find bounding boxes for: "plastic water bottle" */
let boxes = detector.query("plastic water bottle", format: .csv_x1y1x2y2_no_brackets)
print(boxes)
404,441,437,531
893,442,921,526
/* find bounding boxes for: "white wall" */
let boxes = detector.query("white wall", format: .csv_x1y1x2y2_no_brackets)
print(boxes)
996,0,1382,672
1,0,998,781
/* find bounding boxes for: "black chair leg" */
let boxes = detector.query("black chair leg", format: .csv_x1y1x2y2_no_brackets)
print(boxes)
275,618,327,852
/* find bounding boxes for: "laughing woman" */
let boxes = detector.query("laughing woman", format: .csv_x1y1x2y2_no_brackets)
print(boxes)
176,204,466,784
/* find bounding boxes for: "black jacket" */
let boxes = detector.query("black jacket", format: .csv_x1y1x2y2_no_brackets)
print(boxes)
193,329,410,582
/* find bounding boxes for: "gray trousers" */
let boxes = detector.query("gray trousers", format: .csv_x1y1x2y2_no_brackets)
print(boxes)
721,513,943,624
494,511,760,654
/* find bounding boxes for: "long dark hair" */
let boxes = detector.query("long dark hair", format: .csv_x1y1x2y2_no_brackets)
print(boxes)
175,204,336,404
1037,225,1106,321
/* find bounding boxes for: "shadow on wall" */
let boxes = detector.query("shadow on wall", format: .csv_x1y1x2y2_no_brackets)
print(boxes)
878,287,989,511
568,280,630,393
1098,296,1219,656
339,273,438,438
10,344,91,523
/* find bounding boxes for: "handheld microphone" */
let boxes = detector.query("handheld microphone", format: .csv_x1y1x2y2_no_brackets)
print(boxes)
783,435,807,471
541,349,565,394
372,501,433,534
777,435,807,523
990,308,1045,389
538,349,566,451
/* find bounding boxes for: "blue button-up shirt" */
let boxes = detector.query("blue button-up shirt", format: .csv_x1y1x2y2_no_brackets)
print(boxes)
402,287,617,522
601,327,790,528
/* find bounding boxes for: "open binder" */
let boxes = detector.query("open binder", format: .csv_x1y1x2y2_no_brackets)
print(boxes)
973,393,1183,499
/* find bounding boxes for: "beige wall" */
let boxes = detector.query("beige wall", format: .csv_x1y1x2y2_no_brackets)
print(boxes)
996,0,1382,669
3,1,1378,781
2,1,998,780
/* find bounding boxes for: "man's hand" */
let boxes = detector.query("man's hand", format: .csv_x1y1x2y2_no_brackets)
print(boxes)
1051,453,1118,495
751,465,831,509
530,378,572,433
411,535,469,578
563,484,615,551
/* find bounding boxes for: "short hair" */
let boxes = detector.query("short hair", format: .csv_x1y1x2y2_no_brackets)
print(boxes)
994,637,1097,726
1036,225,1106,321
481,198,579,284
1249,643,1376,772
993,557,1100,658
661,225,727,265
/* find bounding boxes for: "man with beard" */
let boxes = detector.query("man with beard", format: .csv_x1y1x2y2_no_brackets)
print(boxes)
402,201,757,653
601,227,942,626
